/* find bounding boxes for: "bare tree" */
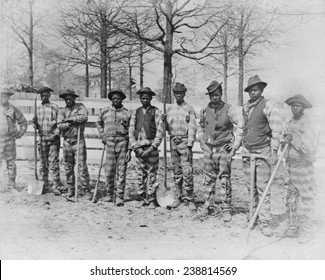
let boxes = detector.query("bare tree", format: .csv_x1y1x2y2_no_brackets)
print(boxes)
6,0,40,86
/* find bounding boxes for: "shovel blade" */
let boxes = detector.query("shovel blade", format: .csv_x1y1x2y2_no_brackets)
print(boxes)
156,185,175,207
27,180,43,195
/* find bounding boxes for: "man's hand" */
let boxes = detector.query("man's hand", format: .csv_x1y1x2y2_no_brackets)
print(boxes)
125,150,132,163
60,123,71,131
271,150,278,165
161,114,167,122
101,136,107,145
63,117,74,123
32,116,40,129
44,134,58,142
13,131,22,139
227,148,236,163
283,134,293,144
142,146,154,158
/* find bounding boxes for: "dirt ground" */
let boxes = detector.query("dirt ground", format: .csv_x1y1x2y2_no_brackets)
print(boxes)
1,158,325,260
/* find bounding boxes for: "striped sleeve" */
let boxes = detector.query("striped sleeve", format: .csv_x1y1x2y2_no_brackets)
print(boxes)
264,100,283,151
151,108,164,149
187,105,197,147
228,105,244,151
96,108,105,138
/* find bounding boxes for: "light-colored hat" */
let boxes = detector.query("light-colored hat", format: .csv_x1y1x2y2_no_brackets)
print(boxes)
285,94,312,108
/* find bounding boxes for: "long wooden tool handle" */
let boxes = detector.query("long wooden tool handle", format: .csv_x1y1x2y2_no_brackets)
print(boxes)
34,98,38,180
75,126,81,203
249,158,256,221
92,145,106,203
248,143,289,230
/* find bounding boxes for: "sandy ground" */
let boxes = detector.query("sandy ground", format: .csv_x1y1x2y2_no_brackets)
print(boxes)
0,158,325,260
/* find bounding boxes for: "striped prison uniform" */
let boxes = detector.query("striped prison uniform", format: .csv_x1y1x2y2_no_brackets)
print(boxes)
57,103,90,191
36,102,61,188
198,102,243,209
241,97,282,223
129,105,164,202
96,105,131,200
283,114,317,231
166,101,197,201
0,103,28,187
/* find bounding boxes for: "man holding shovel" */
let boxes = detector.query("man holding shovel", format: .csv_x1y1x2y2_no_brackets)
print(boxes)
32,86,61,195
96,88,131,207
57,89,90,199
282,94,317,243
129,87,164,209
0,86,28,190
241,75,282,237
196,81,243,222
165,82,197,211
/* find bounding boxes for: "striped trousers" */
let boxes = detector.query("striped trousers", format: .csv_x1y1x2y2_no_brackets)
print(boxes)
63,138,90,190
105,137,128,199
242,145,272,222
38,138,61,188
285,159,316,228
170,138,194,201
0,137,16,186
202,145,232,209
136,146,159,201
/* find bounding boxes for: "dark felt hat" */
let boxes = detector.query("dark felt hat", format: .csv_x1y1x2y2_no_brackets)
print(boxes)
173,82,187,92
285,94,312,108
59,89,79,98
38,86,54,94
107,88,126,100
1,86,14,96
136,87,156,96
206,80,222,95
244,75,267,92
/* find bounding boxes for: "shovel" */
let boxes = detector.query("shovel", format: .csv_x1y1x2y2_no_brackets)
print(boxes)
28,98,43,195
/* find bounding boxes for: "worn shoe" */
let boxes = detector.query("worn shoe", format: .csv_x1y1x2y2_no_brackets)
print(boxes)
195,207,210,219
115,197,124,207
285,225,299,238
67,188,75,198
184,200,197,211
50,187,62,196
147,201,156,210
167,199,182,210
102,195,114,203
297,230,313,244
259,222,273,237
222,210,232,222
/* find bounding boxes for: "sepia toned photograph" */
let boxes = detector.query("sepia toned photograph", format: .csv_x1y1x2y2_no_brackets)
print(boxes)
0,0,325,261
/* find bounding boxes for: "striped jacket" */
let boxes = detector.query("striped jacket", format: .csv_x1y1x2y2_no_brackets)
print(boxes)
166,101,197,147
96,105,131,138
36,102,60,136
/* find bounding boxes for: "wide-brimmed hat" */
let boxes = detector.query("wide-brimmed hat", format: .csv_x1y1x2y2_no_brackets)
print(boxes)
59,89,79,98
136,87,156,96
38,86,54,94
206,80,222,95
173,82,187,92
107,88,126,100
285,94,312,108
244,75,267,92
1,86,14,96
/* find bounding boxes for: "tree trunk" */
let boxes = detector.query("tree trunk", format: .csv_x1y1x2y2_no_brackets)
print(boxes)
129,59,132,100
100,15,108,98
85,35,89,97
29,0,34,87
238,12,244,106
139,41,144,89
223,44,228,103
108,56,112,93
